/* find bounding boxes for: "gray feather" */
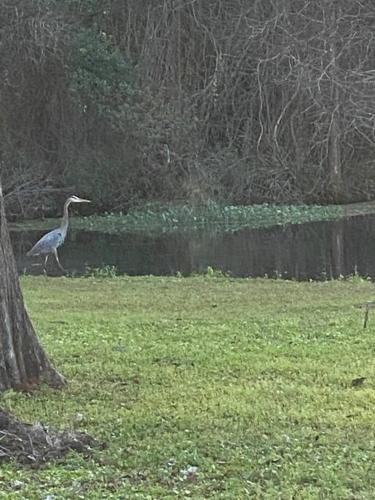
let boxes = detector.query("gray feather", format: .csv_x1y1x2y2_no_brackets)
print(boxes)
26,229,66,256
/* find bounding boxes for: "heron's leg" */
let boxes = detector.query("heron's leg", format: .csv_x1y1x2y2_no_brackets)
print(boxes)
43,255,49,276
53,248,66,273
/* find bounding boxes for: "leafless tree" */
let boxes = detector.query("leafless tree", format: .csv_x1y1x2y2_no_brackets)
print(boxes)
3,0,375,212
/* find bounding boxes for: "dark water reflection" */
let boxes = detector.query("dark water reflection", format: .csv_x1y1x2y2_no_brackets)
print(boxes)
9,215,375,280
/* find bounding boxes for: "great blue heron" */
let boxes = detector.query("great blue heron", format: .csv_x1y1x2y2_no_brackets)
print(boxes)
27,195,91,274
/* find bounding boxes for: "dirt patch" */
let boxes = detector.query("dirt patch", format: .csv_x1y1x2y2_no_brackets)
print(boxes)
0,409,104,466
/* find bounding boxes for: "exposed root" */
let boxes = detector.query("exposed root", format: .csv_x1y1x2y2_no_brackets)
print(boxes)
0,409,104,466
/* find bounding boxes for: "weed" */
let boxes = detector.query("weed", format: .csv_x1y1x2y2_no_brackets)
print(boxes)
84,264,119,278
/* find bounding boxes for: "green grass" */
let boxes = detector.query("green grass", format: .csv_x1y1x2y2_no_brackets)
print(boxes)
2,275,375,498
10,202,344,235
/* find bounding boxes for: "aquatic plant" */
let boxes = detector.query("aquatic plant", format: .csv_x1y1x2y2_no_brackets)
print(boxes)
12,203,345,235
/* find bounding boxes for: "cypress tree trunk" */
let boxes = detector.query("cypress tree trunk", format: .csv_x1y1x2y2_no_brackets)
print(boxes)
0,181,65,391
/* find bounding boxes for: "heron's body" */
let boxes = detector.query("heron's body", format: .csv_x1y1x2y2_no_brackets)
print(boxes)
26,228,66,256
27,195,90,274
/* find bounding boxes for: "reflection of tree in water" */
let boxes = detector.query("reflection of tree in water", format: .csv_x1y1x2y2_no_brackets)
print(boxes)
174,223,329,279
179,218,375,279
9,215,375,280
329,220,344,278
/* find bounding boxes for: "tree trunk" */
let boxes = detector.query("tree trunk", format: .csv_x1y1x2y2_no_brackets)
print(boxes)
326,2,345,202
0,181,65,391
328,85,345,201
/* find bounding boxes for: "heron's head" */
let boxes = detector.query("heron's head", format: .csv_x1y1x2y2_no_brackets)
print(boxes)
67,195,91,204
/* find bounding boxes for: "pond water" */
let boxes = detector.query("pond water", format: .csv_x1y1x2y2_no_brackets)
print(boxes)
9,215,375,280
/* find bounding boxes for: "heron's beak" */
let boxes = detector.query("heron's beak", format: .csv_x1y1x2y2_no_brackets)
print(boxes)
77,198,91,203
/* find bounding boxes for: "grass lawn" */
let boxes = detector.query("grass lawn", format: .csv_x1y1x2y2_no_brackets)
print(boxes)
2,275,375,498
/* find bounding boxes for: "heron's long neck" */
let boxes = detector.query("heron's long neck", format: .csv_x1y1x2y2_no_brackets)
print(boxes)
60,200,70,236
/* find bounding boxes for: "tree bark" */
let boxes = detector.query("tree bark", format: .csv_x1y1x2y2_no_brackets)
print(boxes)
0,181,65,391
